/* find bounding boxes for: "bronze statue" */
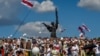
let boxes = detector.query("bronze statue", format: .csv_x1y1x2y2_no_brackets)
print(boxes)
42,8,59,38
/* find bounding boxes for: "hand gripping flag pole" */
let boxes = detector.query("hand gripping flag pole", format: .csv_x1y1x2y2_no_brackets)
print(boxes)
12,10,31,38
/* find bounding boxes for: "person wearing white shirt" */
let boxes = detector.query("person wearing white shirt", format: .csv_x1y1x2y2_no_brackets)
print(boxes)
71,43,79,56
95,44,100,56
46,47,51,56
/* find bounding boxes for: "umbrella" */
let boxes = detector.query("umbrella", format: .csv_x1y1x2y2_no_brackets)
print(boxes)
83,44,96,49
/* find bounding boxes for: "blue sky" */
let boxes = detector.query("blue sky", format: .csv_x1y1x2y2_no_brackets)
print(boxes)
0,0,100,38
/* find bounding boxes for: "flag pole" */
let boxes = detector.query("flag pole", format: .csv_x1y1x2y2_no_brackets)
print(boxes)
12,10,31,38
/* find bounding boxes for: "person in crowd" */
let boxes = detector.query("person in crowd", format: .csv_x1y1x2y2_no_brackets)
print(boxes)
84,40,96,56
94,41,100,56
1,46,4,56
71,41,79,56
67,44,72,56
46,44,53,56
51,45,60,56
26,40,32,56
79,43,86,56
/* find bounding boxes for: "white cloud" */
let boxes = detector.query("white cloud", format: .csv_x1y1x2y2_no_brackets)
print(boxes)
33,0,55,12
18,21,62,37
0,0,21,25
77,0,100,11
0,0,55,25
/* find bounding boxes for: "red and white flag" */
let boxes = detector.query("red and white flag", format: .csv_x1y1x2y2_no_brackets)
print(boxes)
21,0,33,8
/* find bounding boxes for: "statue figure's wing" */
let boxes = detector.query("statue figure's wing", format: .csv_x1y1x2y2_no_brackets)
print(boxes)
42,23,52,32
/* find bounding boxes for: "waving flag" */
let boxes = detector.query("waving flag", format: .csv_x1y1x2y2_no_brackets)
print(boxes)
82,24,91,32
78,26,85,35
78,24,90,37
21,0,33,8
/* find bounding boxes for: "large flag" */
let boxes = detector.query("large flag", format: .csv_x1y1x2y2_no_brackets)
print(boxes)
78,24,90,37
21,0,33,8
78,26,85,35
82,24,91,32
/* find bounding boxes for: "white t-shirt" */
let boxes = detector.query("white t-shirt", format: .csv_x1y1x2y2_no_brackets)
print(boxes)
95,44,100,54
47,48,51,56
71,45,79,54
13,50,17,56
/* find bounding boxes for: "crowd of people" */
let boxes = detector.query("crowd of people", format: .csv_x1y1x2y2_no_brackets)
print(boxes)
0,37,100,56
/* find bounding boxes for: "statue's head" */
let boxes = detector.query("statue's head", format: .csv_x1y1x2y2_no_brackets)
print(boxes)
51,22,54,26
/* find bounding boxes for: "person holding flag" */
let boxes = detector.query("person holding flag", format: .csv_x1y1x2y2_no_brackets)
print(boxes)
78,24,90,39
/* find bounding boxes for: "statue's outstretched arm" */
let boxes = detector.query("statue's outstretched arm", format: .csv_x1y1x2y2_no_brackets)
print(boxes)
42,23,52,32
42,23,49,27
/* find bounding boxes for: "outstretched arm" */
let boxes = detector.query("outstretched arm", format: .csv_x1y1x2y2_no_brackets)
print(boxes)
42,23,49,27
42,23,52,32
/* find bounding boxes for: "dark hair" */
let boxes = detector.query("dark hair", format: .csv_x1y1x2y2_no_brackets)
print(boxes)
16,50,24,56
0,46,3,49
49,44,53,48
